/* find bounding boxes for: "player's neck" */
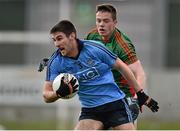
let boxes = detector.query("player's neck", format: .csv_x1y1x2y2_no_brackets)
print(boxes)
101,29,115,43
68,40,79,59
102,36,110,43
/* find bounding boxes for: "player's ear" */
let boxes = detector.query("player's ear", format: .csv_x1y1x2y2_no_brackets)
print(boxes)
69,32,76,39
114,19,117,25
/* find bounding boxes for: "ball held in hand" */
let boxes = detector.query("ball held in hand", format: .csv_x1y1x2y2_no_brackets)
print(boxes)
53,73,79,99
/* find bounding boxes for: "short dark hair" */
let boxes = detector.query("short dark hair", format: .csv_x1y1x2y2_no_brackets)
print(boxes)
96,4,117,20
50,20,76,37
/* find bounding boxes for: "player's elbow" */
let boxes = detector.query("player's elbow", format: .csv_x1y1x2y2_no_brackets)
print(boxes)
43,97,51,103
43,95,50,103
43,92,53,103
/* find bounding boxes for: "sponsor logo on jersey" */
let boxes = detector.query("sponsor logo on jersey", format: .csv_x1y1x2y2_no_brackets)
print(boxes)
75,67,100,82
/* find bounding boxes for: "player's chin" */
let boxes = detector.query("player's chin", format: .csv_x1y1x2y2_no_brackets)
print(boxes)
98,31,105,35
60,50,66,56
99,31,108,37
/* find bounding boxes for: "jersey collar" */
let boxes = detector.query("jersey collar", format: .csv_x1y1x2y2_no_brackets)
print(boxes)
69,39,83,60
100,28,117,44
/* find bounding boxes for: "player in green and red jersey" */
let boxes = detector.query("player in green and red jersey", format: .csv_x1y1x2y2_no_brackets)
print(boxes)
86,28,138,98
85,4,147,128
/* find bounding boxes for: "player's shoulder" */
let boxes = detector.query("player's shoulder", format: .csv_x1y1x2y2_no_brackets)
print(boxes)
82,39,105,49
113,28,134,47
87,27,98,35
85,27,100,40
48,49,60,66
82,39,116,56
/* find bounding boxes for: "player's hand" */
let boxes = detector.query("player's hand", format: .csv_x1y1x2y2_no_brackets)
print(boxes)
69,77,79,93
136,89,159,112
38,58,49,72
56,77,78,97
146,98,159,112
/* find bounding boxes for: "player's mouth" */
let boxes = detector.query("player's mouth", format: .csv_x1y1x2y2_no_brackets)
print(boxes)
99,28,106,34
59,48,66,55
60,47,64,51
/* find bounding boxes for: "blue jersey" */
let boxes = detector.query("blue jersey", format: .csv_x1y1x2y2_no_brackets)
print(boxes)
46,39,125,108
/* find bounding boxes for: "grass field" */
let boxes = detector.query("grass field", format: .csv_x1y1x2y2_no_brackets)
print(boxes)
138,119,180,130
0,120,57,130
1,119,180,130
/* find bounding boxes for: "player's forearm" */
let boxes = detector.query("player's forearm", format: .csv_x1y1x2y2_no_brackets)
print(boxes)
114,59,159,112
120,67,142,92
129,60,146,89
136,72,146,90
43,91,59,103
114,58,142,92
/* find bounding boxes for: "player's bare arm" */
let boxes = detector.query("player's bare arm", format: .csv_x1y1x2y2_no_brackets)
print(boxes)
128,60,146,89
113,57,159,112
43,81,59,103
113,58,142,92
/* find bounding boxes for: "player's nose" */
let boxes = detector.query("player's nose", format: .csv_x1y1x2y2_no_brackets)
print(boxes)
99,21,105,27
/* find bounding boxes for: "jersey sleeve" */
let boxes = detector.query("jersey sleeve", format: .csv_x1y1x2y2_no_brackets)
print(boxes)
85,28,101,41
85,32,92,40
115,31,138,65
46,50,60,82
46,62,59,82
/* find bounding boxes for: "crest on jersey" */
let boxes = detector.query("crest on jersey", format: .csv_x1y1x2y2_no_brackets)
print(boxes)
87,58,95,66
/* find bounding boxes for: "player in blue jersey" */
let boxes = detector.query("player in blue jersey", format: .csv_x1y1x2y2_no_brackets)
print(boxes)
42,20,159,130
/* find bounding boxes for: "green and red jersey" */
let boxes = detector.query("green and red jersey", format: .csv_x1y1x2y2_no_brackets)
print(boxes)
85,28,138,97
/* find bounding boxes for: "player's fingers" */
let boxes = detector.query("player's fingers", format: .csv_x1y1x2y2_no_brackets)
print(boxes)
149,104,159,112
146,99,159,112
61,76,66,83
43,58,49,62
38,64,43,72
70,78,77,85
73,84,78,89
68,82,73,94
152,105,159,112
73,89,78,93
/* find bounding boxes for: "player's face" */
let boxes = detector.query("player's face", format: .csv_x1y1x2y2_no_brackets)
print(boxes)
96,11,117,39
51,32,74,56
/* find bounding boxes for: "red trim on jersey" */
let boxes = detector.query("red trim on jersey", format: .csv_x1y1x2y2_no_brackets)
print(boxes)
114,31,137,64
120,78,136,97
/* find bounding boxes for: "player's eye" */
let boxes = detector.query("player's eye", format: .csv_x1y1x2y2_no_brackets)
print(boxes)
104,19,110,23
96,19,101,23
57,37,62,41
